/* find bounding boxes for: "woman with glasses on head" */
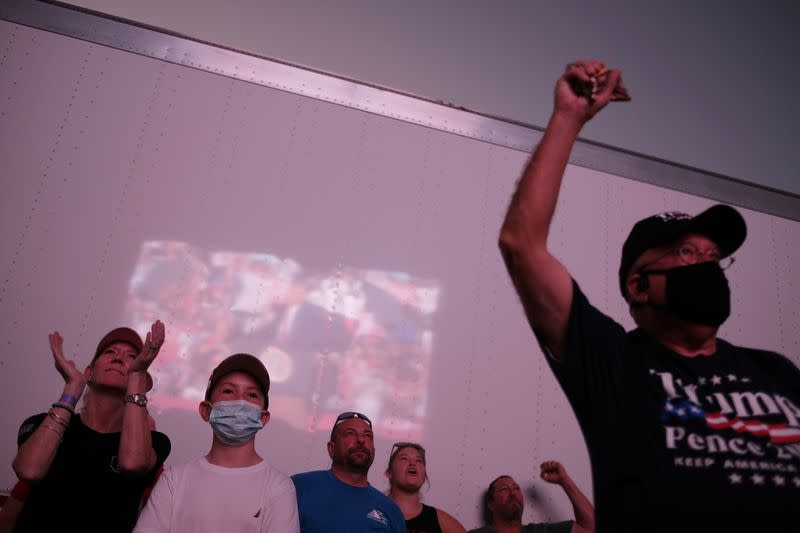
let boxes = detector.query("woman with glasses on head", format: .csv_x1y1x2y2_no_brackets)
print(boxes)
386,442,467,533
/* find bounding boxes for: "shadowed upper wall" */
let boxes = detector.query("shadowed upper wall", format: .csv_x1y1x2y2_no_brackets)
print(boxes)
66,0,800,196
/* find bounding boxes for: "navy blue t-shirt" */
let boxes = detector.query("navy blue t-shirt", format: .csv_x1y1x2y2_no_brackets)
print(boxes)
545,281,800,532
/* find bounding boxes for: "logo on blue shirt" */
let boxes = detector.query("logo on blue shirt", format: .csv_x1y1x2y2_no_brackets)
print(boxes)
367,509,388,524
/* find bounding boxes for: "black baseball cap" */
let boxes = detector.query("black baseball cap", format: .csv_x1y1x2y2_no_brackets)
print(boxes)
205,353,270,407
618,204,746,299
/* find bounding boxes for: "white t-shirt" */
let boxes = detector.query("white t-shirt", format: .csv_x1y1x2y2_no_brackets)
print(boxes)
134,457,300,533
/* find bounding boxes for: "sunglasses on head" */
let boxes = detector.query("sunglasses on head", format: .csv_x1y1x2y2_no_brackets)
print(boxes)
330,412,373,440
334,411,372,427
390,442,426,462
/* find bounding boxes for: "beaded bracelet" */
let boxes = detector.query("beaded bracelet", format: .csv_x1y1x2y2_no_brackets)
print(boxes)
47,410,69,427
40,423,64,439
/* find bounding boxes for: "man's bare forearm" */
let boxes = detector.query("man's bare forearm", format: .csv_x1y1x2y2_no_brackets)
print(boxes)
501,111,583,252
499,61,625,359
119,371,156,476
561,474,595,533
498,111,583,357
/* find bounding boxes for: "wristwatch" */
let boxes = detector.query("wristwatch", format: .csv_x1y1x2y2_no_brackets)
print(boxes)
124,393,148,407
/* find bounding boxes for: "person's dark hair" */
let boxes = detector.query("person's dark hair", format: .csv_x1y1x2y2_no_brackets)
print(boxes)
483,475,512,524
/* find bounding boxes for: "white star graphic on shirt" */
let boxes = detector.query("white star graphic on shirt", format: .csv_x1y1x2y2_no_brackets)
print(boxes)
676,408,686,416
729,473,742,484
676,378,683,386
772,475,786,487
751,474,765,486
711,375,722,385
727,374,737,382
698,377,707,385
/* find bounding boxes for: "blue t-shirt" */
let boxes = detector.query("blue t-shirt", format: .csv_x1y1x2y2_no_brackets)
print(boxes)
291,469,406,533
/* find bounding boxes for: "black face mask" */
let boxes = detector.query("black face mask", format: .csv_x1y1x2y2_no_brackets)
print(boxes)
639,261,731,327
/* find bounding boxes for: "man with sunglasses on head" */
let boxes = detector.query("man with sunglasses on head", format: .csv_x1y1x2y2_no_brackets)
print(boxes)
292,411,406,532
498,60,800,532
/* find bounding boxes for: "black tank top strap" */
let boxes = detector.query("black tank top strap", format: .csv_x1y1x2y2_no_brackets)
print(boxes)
405,503,443,533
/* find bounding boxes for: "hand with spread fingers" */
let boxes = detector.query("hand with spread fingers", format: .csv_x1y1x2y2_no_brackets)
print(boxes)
127,320,165,375
49,331,87,397
13,324,173,532
556,60,630,124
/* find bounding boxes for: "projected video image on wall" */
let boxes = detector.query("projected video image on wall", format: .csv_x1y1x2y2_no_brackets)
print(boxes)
125,241,440,440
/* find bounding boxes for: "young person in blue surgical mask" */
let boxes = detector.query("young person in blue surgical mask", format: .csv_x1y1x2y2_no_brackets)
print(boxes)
134,353,300,533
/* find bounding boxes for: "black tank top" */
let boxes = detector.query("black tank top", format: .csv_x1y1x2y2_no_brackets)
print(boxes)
406,504,443,533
